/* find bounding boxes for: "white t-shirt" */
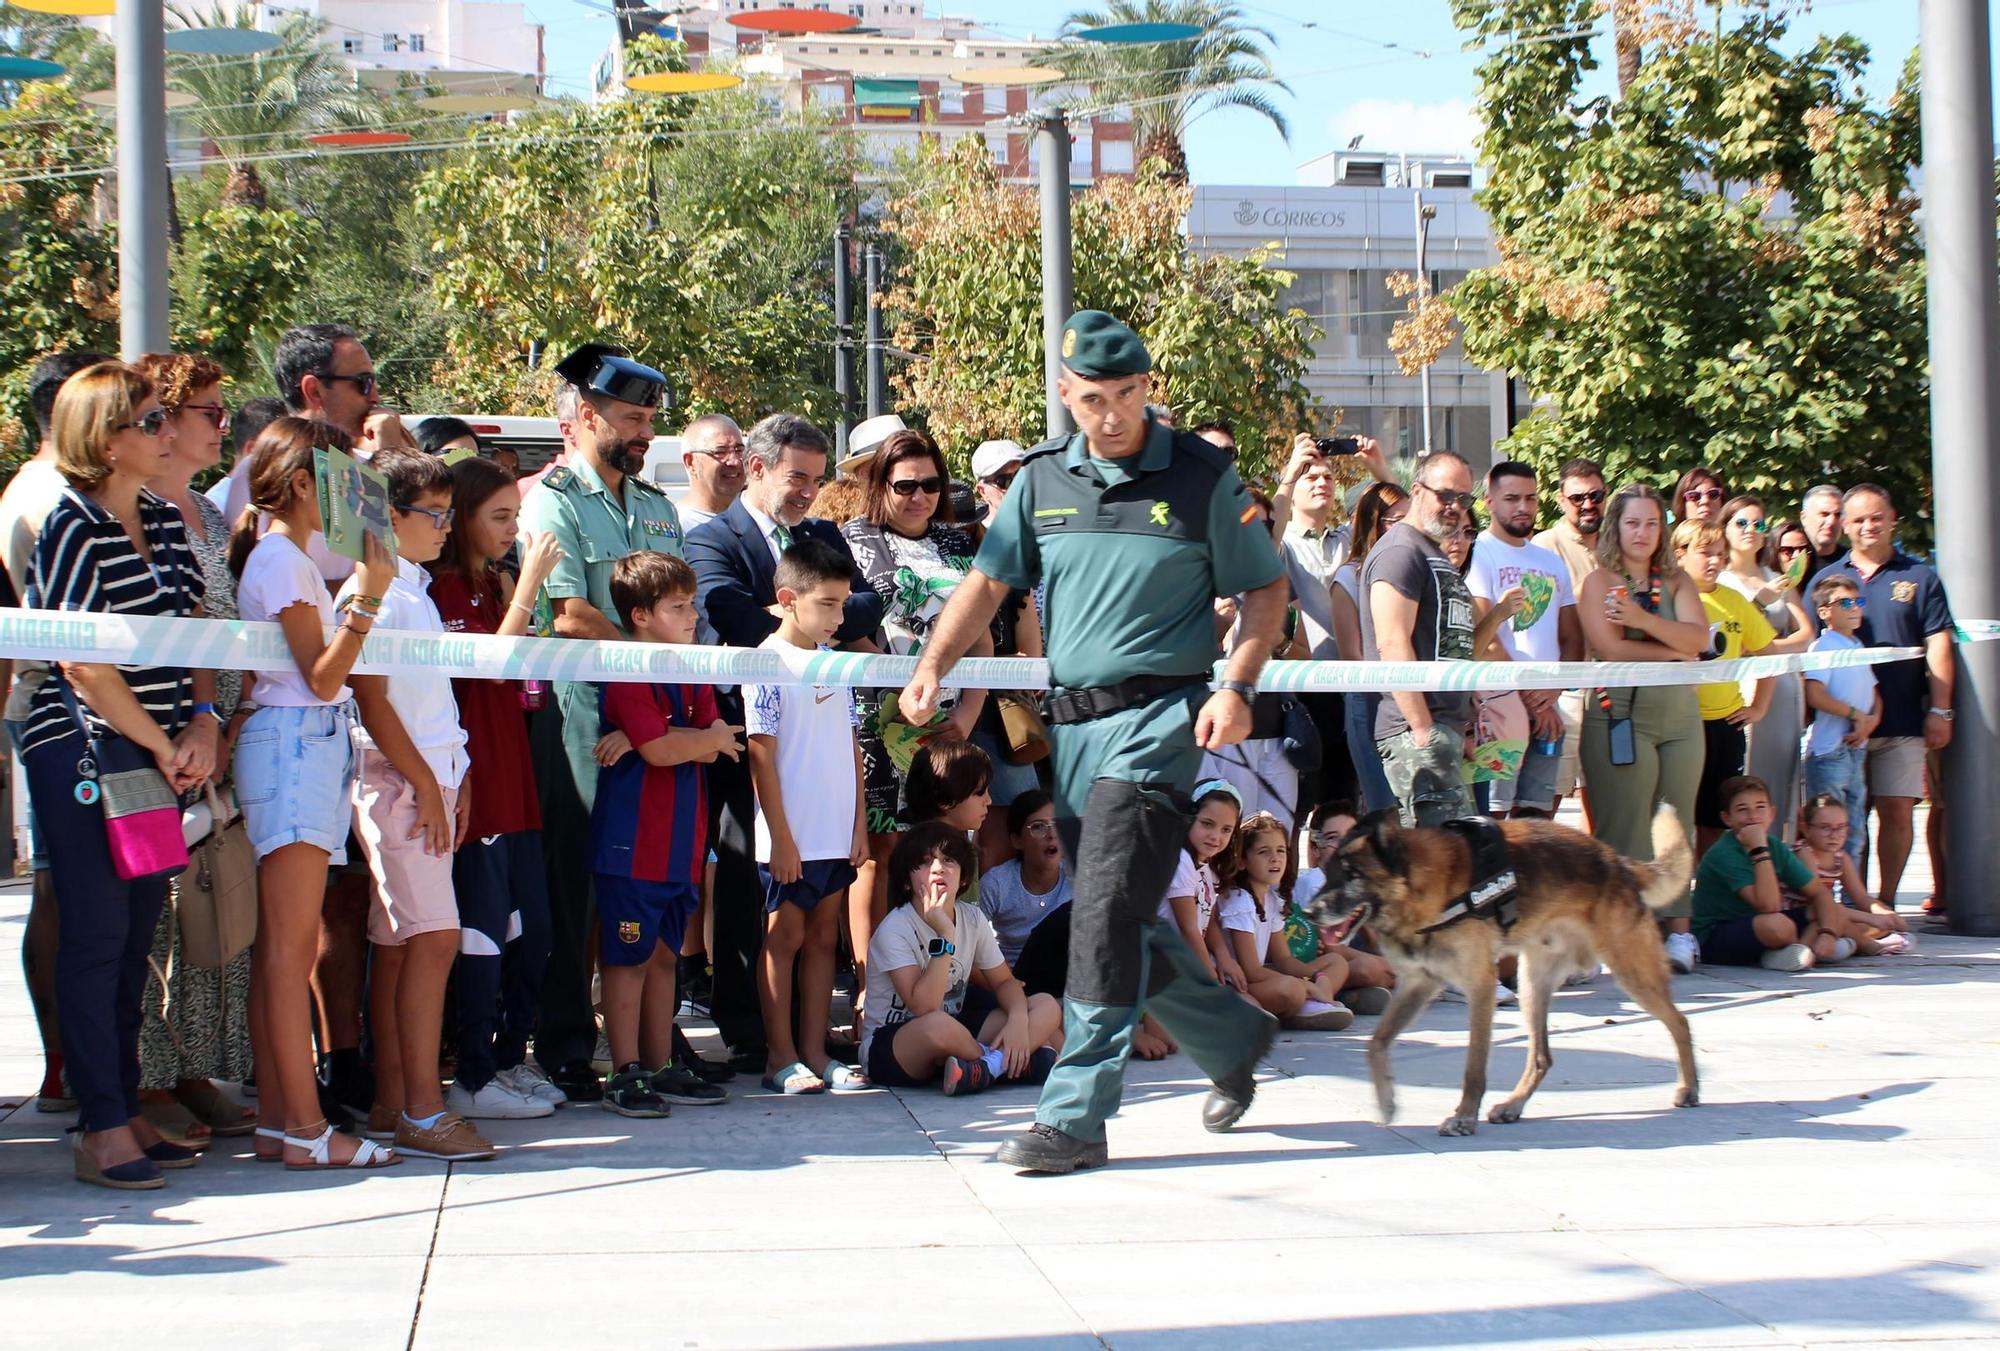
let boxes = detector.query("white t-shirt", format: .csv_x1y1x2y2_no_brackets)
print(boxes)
218,452,356,583
744,633,859,861
1158,851,1219,929
860,901,1005,1063
1218,885,1284,964
1292,865,1326,912
237,532,347,707
1465,532,1575,662
0,459,70,721
337,556,468,787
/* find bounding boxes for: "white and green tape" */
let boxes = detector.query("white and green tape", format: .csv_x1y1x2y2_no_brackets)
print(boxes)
0,607,1959,693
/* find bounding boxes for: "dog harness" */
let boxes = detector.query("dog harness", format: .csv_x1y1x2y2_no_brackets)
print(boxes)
1418,816,1521,933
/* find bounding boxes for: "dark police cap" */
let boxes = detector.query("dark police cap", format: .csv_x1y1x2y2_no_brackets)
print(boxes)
1059,310,1152,379
554,342,672,410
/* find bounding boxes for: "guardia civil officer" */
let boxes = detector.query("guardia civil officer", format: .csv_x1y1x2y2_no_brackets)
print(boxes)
901,312,1289,1173
519,343,683,1103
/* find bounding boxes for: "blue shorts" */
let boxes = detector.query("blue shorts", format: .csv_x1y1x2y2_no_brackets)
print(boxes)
864,985,999,1087
4,717,48,871
595,875,699,966
760,858,858,915
1701,906,1811,966
234,703,356,864
969,724,1042,807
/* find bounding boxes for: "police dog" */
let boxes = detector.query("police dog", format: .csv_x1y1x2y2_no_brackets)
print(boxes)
1307,803,1697,1136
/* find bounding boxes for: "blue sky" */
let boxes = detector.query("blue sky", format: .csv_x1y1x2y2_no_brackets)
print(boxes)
531,1,1951,184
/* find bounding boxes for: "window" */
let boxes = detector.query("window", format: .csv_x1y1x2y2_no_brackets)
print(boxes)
937,81,962,115
341,36,361,53
409,33,425,52
1100,139,1133,173
810,81,845,108
381,32,401,52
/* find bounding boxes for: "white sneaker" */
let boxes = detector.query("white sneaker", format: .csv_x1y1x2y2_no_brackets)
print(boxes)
591,1030,613,1076
1563,963,1604,988
448,1077,555,1120
499,1063,568,1108
1665,932,1699,974
1759,942,1815,972
1437,983,1517,1006
1283,999,1355,1031
1827,936,1857,962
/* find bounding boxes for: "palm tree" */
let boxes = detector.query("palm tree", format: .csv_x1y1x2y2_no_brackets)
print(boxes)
1043,1,1289,184
165,4,376,208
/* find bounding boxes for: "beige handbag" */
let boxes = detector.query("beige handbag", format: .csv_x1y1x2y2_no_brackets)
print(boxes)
994,692,1052,765
174,785,259,968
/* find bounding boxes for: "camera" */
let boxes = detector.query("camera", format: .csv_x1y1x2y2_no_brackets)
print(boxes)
1312,435,1360,456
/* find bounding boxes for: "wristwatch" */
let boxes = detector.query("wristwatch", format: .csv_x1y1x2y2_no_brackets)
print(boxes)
926,937,955,958
1928,706,1954,722
1216,679,1259,705
192,701,221,726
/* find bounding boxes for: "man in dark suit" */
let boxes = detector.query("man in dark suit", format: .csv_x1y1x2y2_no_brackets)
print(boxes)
686,413,882,1065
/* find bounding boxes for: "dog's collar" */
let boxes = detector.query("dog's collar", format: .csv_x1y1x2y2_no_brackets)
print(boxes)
1418,816,1521,934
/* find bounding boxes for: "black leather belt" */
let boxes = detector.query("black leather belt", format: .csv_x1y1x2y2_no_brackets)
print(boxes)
1044,674,1208,726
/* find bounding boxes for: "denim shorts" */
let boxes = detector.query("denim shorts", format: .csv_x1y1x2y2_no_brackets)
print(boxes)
234,702,357,863
969,724,1042,807
4,717,48,871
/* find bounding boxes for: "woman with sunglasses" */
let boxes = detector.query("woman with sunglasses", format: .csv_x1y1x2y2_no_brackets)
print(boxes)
21,362,223,1189
1717,496,1816,837
841,429,992,1005
127,352,258,1147
1671,466,1731,527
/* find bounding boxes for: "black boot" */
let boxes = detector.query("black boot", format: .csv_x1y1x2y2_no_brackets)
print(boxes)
996,1122,1110,1175
1201,1010,1279,1133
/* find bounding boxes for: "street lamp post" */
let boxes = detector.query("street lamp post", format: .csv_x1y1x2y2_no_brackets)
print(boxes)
1414,190,1437,458
115,0,171,357
1037,108,1075,439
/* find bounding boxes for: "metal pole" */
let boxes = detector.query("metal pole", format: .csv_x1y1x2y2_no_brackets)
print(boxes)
1037,108,1074,439
864,246,885,420
116,0,171,357
833,221,853,456
1414,190,1434,457
1920,0,2000,936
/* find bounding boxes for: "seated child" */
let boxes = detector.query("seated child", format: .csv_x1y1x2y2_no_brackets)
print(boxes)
1286,800,1394,1013
977,789,1071,966
1793,792,1913,956
1218,812,1354,1030
862,822,1063,1095
1692,775,1879,971
1148,779,1247,1059
590,553,740,1117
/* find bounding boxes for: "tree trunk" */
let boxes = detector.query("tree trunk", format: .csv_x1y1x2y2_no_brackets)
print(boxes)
1137,125,1188,186
1613,0,1642,98
220,162,267,210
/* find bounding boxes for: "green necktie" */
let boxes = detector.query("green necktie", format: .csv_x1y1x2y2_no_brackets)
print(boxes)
774,522,793,550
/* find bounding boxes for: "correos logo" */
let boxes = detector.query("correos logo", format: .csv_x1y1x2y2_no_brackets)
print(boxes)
1233,199,1260,225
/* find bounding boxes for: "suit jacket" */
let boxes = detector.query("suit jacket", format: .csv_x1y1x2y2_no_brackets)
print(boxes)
686,499,883,649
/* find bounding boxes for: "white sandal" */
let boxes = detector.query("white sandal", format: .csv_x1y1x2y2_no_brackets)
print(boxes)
253,1125,287,1163
283,1122,400,1171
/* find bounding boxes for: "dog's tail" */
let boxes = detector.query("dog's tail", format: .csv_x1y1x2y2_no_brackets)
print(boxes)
1635,802,1694,911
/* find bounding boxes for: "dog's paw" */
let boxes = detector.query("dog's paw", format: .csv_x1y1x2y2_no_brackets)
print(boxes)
1487,1101,1524,1125
1674,1085,1699,1109
1438,1114,1479,1137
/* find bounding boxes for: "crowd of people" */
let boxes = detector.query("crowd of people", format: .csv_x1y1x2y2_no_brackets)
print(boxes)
0,315,1955,1190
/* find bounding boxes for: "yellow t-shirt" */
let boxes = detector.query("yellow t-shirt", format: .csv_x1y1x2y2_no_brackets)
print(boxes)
1697,586,1776,720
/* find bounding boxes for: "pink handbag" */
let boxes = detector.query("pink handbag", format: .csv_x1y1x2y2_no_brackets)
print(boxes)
59,679,190,883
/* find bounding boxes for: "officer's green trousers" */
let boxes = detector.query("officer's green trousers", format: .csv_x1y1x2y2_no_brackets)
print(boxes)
1034,690,1272,1144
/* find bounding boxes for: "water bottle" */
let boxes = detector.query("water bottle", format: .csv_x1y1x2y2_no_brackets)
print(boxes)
520,678,547,712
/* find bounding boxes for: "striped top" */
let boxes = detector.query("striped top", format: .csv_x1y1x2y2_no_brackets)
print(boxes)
21,487,205,756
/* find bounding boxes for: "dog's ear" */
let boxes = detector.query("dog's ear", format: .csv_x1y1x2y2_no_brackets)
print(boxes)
1364,808,1407,876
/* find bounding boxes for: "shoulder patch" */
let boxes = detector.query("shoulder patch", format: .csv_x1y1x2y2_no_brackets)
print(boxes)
542,466,575,492
627,475,664,496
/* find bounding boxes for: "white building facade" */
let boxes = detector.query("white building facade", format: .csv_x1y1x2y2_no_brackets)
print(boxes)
258,0,544,94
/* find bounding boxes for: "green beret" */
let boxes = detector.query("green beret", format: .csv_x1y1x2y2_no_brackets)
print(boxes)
1060,310,1152,379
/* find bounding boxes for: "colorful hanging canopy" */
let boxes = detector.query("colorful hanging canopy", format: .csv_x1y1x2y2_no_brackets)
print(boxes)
729,8,861,34
1076,21,1203,44
164,27,283,56
626,71,742,94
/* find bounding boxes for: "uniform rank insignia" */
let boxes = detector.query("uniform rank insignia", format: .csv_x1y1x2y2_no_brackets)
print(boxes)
1150,501,1170,527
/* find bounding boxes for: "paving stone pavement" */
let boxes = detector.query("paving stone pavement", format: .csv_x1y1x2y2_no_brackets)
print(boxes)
2,817,1994,1350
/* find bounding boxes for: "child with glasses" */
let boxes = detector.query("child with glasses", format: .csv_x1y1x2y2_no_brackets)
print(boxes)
1799,573,1879,863
1792,793,1912,954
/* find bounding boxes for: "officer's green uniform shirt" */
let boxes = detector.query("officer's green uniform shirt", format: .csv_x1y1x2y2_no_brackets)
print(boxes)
975,418,1284,690
518,453,682,810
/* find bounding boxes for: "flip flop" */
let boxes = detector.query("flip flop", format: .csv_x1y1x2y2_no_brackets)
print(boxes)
760,1062,825,1095
817,1062,875,1094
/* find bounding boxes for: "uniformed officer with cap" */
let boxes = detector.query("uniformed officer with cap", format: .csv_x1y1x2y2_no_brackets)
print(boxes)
901,310,1290,1173
519,342,684,1102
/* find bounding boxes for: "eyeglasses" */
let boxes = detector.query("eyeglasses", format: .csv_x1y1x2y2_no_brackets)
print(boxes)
121,408,169,437
983,469,1019,489
890,476,945,497
396,503,456,529
1776,542,1811,556
1564,489,1606,506
1730,516,1768,533
179,402,230,430
324,371,379,397
1418,482,1476,511
1684,487,1724,504
1311,831,1345,849
693,442,745,462
1827,596,1865,611
1021,819,1057,837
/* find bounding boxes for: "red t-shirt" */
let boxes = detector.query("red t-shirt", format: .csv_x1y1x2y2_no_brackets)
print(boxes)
430,567,541,837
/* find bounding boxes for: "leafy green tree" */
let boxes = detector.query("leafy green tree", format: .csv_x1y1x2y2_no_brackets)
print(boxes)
1449,0,1930,536
170,203,321,380
883,137,1318,481
1041,0,1288,183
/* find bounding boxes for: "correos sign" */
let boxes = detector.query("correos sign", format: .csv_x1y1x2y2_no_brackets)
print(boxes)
1233,199,1350,230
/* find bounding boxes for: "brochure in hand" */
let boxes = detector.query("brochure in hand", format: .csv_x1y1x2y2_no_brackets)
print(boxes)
316,446,397,562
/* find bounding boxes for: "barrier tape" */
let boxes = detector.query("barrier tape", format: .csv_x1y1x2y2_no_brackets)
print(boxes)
0,607,1951,694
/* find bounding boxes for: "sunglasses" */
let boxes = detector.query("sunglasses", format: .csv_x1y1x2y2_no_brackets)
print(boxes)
324,371,379,397
1685,487,1724,503
1730,515,1768,533
122,408,170,437
1421,483,1476,511
1565,489,1606,506
1826,596,1865,611
1777,542,1811,556
396,503,456,529
890,476,945,497
180,402,230,430
983,469,1019,489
